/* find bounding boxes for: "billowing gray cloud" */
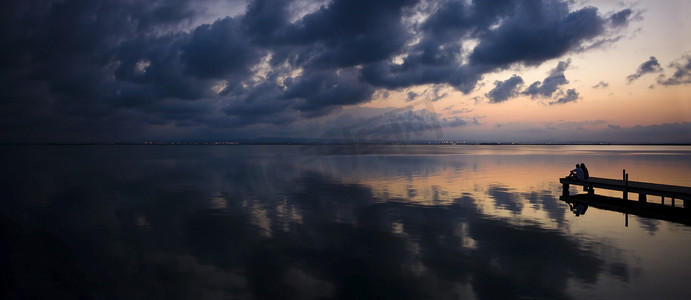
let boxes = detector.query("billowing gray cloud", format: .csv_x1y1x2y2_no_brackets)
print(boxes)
469,4,605,67
363,1,628,94
486,75,524,103
626,56,663,83
551,88,580,105
523,59,572,99
610,9,633,27
657,54,691,86
0,0,637,142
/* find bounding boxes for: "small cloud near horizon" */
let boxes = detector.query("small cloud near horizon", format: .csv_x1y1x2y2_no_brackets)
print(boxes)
592,81,609,88
657,54,691,86
626,56,663,83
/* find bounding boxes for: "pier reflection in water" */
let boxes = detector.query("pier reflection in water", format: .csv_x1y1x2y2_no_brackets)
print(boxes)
2,145,691,299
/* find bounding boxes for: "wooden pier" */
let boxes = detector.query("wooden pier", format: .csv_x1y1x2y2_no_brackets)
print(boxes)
560,170,691,208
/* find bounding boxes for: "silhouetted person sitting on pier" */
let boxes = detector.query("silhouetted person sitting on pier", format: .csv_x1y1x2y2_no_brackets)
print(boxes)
580,163,589,179
567,164,584,180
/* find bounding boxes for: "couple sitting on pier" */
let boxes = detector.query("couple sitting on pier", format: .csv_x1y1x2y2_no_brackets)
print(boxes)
567,163,590,181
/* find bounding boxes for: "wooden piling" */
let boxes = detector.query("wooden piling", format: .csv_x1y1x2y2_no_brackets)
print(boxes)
562,182,570,197
623,171,629,201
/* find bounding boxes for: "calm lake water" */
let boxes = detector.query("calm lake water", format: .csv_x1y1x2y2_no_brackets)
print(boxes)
2,145,691,299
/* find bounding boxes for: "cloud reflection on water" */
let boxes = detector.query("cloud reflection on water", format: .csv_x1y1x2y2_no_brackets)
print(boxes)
1,145,679,299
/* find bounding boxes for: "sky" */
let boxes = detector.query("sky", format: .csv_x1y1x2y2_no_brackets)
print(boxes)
1,0,690,143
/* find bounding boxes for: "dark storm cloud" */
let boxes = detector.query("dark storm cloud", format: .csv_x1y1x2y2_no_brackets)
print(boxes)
610,9,633,27
181,17,263,79
288,0,416,69
626,56,663,83
362,1,626,94
241,0,291,45
242,0,415,70
523,59,571,99
221,80,297,127
285,69,376,113
360,62,486,94
0,0,216,141
141,99,215,126
113,34,216,105
0,0,635,142
657,54,691,86
486,75,524,103
468,3,605,67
